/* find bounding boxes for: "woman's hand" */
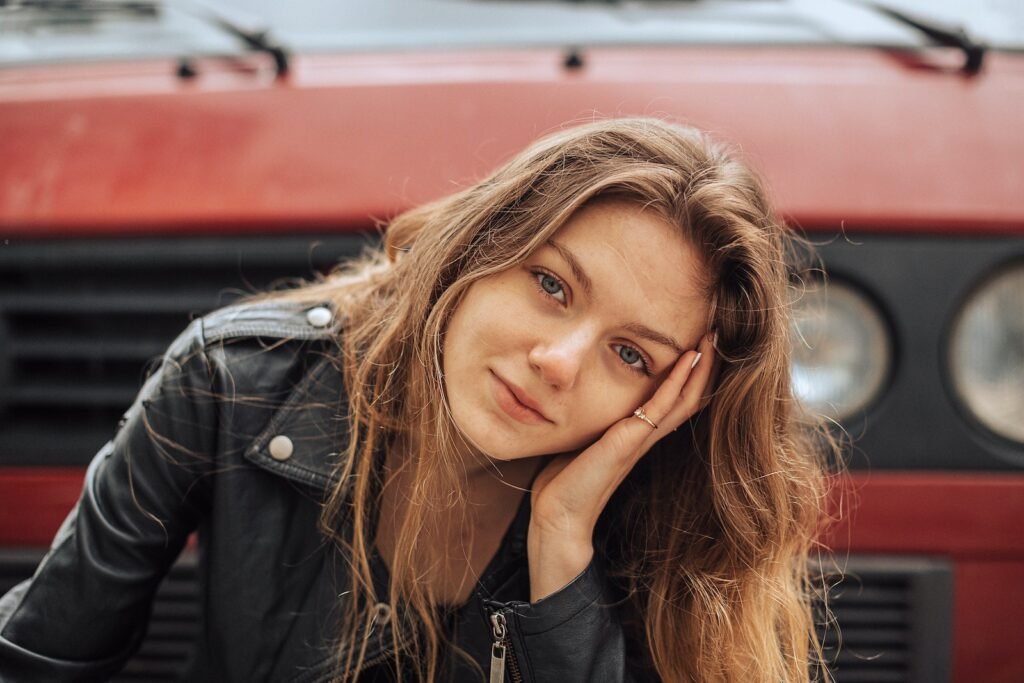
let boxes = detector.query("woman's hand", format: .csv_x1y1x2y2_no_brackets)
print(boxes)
526,332,719,602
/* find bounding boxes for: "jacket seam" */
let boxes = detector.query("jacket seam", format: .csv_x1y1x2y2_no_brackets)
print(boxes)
199,301,341,345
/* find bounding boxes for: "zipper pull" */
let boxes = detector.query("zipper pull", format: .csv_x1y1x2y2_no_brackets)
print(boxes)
489,612,507,683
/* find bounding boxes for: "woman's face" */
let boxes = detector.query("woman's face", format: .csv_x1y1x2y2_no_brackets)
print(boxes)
443,199,711,461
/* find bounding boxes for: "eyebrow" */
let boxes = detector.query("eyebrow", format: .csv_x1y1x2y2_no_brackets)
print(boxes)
547,238,593,299
623,323,688,357
545,238,689,357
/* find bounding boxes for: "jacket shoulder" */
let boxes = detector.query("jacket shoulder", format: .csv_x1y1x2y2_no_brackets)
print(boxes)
198,299,341,345
179,299,344,404
187,300,348,493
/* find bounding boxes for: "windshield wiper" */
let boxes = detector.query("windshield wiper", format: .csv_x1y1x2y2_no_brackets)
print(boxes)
175,0,289,78
860,1,986,75
3,0,290,77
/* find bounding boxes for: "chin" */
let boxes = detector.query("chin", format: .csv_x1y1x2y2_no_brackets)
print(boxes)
486,436,591,463
474,438,538,462
461,428,547,462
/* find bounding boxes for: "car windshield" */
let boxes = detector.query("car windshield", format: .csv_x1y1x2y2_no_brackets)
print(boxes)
1,0,1021,67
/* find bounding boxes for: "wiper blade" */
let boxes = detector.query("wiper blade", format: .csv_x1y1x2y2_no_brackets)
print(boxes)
176,0,289,78
202,9,288,77
861,1,986,74
3,0,290,76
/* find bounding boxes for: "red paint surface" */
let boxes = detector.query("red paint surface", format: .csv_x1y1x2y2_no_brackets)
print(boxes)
2,48,1023,237
0,469,84,547
954,560,1024,683
823,472,1024,559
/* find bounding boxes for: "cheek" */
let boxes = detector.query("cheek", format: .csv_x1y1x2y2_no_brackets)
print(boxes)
451,280,531,346
559,387,647,450
441,278,520,393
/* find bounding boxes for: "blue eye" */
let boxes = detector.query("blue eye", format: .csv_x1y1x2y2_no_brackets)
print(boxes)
534,271,567,304
614,344,651,376
619,346,640,364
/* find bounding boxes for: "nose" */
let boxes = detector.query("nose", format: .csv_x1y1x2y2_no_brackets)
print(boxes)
528,326,593,391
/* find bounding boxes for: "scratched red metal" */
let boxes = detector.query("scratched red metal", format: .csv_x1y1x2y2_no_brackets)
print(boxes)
2,48,1022,236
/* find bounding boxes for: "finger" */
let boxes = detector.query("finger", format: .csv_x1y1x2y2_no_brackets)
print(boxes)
639,347,703,426
658,333,718,429
544,345,705,519
682,332,717,405
700,340,722,410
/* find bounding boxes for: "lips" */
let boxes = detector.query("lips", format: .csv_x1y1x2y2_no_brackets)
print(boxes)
490,371,552,425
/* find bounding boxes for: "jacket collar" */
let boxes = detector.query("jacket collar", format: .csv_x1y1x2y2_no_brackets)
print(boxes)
244,354,351,495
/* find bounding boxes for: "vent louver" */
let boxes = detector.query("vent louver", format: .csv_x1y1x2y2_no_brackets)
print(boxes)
0,234,371,467
815,555,953,683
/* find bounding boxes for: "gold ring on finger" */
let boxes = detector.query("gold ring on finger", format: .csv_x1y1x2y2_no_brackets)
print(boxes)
632,406,658,429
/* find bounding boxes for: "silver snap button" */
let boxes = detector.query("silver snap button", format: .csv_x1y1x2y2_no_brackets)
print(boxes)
268,435,294,461
373,602,392,627
306,306,333,328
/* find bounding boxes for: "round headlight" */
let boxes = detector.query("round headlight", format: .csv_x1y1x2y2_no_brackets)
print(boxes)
949,264,1024,444
790,280,891,421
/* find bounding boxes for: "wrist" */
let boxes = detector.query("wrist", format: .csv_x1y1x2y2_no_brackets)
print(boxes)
527,528,594,602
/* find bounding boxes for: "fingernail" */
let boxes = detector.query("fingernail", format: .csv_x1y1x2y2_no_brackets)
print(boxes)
711,330,719,347
691,352,703,369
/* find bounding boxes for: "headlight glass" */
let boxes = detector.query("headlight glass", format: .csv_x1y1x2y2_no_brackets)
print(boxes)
949,264,1024,444
790,280,891,421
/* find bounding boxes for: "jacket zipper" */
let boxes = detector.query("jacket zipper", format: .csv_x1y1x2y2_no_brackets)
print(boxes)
488,609,524,683
358,649,391,673
284,640,395,683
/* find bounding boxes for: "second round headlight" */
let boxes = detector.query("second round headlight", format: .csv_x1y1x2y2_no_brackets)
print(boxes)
790,280,892,422
949,263,1024,444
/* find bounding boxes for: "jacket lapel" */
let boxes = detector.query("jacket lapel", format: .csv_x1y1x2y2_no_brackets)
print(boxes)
244,355,351,495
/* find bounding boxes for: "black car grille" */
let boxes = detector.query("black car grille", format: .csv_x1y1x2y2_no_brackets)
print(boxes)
0,234,372,467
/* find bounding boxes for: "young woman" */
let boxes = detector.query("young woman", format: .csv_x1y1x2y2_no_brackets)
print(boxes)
0,118,837,682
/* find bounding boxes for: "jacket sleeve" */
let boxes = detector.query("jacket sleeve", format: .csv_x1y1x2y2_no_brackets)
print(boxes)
0,320,218,682
491,557,654,683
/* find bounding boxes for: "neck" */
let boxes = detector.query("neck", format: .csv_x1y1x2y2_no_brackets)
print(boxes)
374,430,547,608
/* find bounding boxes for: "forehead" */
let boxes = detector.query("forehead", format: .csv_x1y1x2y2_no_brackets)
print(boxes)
547,199,709,346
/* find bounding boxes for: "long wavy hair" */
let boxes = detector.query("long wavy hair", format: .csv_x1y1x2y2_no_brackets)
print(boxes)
283,117,841,681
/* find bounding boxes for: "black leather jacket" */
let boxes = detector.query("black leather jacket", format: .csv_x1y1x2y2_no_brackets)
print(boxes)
0,302,642,682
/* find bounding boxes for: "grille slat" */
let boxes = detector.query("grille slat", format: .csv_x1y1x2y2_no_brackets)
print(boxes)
1,419,121,466
830,626,909,647
828,585,908,605
9,337,170,362
7,380,140,407
0,293,222,313
830,606,907,625
833,649,908,665
0,234,372,467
